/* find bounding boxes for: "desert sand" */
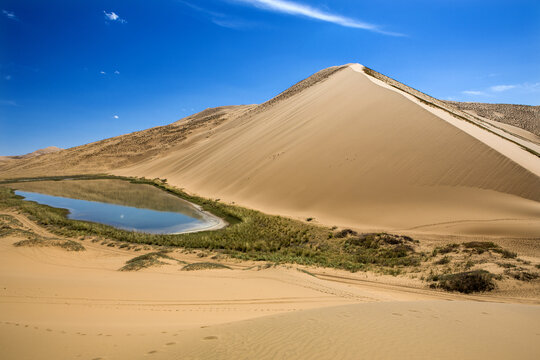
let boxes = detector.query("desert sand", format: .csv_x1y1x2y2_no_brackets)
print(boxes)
1,211,539,360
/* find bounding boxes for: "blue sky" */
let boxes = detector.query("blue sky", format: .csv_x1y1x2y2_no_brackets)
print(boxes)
1,0,539,155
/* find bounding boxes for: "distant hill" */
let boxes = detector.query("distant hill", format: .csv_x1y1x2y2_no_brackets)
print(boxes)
444,101,540,137
0,146,62,161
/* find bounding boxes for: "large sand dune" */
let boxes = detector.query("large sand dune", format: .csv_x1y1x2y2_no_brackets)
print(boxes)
115,65,540,235
1,64,539,236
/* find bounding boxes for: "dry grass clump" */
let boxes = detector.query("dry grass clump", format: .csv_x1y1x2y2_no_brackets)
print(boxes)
13,236,85,251
0,212,85,251
119,250,183,271
181,262,231,271
0,214,23,227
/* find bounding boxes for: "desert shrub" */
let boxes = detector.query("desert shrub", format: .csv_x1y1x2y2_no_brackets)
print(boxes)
434,256,451,265
431,270,495,293
505,270,539,282
492,248,517,259
334,229,358,238
462,242,498,254
433,243,459,256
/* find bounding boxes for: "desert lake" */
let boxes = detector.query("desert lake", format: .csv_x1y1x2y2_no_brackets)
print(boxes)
10,179,223,234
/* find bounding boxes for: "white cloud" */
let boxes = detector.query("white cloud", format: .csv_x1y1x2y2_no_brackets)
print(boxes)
100,71,106,75
114,70,120,74
233,0,402,35
113,115,119,119
2,10,17,20
490,85,516,92
0,99,17,106
462,90,487,96
104,11,127,24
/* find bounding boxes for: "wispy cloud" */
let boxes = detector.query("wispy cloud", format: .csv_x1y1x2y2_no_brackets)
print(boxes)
180,1,249,29
232,0,402,35
114,70,120,74
113,115,119,119
104,11,127,24
462,90,487,96
490,84,516,92
2,9,17,20
100,71,106,75
4,75,11,80
460,81,540,98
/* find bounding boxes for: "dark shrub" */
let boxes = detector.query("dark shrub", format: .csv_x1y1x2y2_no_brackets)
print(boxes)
334,229,358,238
433,270,495,293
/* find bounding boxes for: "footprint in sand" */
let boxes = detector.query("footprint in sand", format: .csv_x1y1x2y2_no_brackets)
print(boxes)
147,350,158,354
392,313,403,316
165,342,176,346
203,336,218,340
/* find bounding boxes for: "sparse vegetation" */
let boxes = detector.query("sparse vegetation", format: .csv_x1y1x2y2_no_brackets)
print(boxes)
1,175,537,294
0,176,425,274
120,251,183,271
434,256,451,265
13,236,85,251
181,262,231,271
429,270,496,293
504,269,539,282
462,241,517,258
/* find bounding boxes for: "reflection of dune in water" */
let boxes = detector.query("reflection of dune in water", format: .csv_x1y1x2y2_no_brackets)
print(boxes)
10,179,206,220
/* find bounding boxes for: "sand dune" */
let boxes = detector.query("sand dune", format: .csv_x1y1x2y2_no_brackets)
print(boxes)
1,64,539,237
115,64,540,235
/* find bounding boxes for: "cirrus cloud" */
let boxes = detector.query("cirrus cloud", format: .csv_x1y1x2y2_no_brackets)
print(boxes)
2,9,17,20
231,0,403,36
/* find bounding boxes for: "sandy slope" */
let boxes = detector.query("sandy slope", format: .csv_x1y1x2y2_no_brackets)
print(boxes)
1,64,539,237
116,65,540,236
158,301,540,360
1,211,538,360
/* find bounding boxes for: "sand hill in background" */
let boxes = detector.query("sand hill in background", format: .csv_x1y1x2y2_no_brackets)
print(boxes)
1,64,539,237
445,101,540,137
0,146,62,162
